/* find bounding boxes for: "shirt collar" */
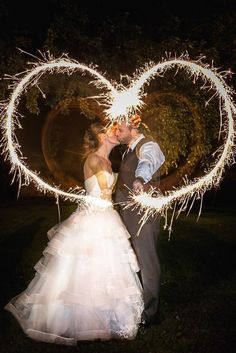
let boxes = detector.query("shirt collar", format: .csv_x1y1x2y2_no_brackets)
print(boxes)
129,134,145,151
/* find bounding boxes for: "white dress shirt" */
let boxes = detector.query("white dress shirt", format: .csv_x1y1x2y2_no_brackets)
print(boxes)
128,134,165,183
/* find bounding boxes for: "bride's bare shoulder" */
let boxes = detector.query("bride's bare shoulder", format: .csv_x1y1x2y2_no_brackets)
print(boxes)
85,154,101,166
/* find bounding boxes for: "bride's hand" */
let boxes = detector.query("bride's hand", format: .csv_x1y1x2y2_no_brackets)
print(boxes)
101,188,112,200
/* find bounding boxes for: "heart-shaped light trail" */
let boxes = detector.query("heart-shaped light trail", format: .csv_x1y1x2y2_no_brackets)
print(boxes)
125,57,236,232
0,53,119,209
0,53,235,225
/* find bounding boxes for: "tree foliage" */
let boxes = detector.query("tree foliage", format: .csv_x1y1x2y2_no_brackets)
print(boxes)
0,0,235,190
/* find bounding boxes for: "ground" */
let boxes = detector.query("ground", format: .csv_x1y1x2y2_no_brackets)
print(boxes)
0,197,235,353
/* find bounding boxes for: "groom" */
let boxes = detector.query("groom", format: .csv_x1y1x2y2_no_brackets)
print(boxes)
114,116,165,327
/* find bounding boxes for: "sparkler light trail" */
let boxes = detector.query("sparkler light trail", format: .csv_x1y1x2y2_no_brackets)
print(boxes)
0,52,118,208
0,52,235,221
124,54,236,232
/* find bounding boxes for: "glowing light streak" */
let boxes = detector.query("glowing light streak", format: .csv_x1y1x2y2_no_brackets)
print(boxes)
124,56,235,232
0,52,235,220
0,53,116,206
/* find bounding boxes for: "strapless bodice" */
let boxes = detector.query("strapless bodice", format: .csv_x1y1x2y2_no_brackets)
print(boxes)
84,171,115,198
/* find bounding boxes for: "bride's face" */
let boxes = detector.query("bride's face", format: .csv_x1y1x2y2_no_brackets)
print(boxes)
105,124,120,146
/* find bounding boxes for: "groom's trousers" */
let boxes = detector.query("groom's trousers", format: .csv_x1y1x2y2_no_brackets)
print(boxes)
119,206,161,324
114,137,163,324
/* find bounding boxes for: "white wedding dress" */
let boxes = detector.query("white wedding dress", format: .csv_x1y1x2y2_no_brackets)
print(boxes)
4,171,144,345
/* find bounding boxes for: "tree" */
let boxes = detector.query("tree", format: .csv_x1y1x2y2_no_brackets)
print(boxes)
0,0,235,193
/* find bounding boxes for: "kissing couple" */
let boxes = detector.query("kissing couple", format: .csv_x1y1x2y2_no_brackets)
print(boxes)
4,114,165,345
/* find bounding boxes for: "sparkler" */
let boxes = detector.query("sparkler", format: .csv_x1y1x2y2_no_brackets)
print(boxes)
0,52,235,223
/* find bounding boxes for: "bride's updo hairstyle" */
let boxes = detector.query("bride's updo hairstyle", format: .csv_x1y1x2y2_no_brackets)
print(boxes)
83,121,107,159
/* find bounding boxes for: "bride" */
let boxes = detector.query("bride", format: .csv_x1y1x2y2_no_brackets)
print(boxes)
4,120,144,345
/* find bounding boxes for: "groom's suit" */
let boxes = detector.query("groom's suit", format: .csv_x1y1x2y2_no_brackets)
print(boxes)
115,134,165,325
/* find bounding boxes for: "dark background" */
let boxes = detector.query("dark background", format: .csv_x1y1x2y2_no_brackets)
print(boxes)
0,3,235,353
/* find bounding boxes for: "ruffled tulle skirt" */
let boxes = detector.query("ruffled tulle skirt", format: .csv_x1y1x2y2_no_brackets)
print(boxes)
4,205,144,345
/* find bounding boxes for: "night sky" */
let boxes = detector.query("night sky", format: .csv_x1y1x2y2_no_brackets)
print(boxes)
1,0,235,53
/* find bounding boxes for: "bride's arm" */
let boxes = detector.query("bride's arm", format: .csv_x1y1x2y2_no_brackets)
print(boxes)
87,155,112,200
95,171,112,200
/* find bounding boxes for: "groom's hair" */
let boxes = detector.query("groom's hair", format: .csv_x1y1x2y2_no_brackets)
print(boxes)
131,121,154,139
119,116,153,139
119,117,139,131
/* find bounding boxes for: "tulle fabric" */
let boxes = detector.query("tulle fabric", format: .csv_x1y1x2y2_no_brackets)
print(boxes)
4,205,144,345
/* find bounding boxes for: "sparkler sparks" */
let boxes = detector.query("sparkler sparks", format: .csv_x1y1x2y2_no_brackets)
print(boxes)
125,55,236,232
0,52,235,222
0,52,117,207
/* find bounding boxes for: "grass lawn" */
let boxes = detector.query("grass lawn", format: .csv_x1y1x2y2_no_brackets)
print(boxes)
0,198,235,353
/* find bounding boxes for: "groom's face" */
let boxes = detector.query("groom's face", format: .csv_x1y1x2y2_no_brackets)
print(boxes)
115,122,132,145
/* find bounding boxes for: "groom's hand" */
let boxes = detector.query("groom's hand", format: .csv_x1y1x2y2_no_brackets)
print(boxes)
132,177,145,193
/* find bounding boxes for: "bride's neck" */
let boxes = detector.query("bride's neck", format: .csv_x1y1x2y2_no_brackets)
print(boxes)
96,144,112,159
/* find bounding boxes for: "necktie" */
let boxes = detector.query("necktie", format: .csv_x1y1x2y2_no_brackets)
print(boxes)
123,147,132,159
